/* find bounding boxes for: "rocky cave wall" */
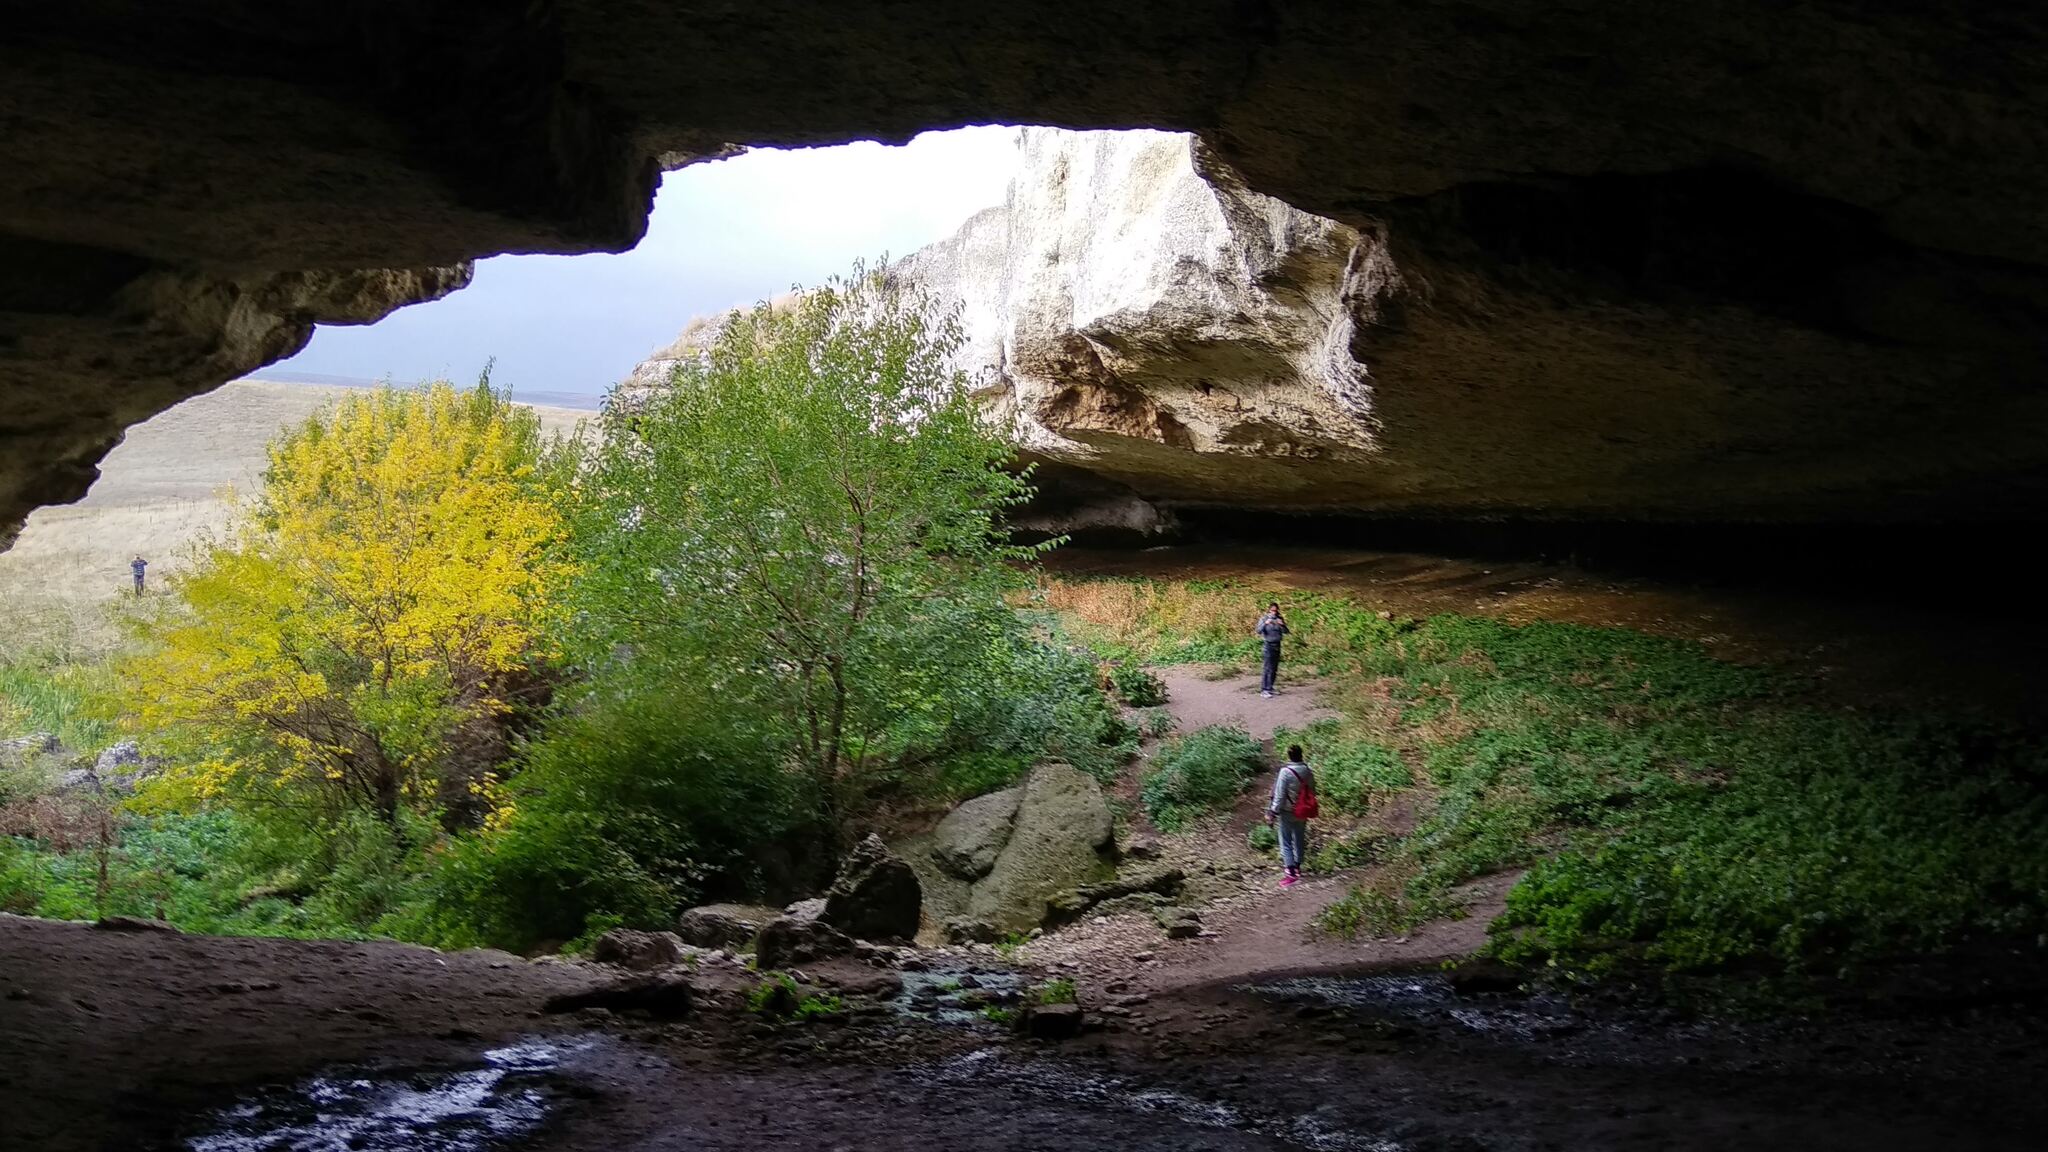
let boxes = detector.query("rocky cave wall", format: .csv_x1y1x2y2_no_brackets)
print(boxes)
9,1,2048,545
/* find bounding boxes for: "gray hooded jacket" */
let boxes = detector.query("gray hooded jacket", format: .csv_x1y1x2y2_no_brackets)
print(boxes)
1269,760,1316,819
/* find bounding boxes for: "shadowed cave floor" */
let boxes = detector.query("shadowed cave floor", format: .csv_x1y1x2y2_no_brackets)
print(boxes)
3,913,2045,1151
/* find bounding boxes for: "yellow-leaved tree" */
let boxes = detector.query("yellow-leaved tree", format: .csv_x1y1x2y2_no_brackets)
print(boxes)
125,380,573,832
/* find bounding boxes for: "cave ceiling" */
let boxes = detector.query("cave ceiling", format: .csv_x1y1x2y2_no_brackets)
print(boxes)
6,1,2047,542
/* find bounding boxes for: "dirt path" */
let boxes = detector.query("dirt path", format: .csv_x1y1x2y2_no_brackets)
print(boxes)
1022,662,1491,998
1028,870,1514,997
1147,664,1339,740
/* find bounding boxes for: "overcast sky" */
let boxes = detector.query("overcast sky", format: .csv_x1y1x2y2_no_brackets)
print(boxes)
270,126,1023,397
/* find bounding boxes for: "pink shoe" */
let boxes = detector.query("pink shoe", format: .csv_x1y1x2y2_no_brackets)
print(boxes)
1279,874,1299,889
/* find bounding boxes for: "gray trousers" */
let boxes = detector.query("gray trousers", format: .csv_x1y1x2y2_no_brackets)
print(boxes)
1276,815,1308,870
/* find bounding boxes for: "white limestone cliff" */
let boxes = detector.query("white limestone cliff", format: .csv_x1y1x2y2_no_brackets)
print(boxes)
629,129,1395,529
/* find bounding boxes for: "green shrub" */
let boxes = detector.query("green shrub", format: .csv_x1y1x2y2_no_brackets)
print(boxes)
1490,710,2048,976
1141,725,1264,831
412,692,817,953
1246,823,1278,853
0,808,441,940
747,971,842,1019
1109,664,1167,707
795,992,846,1020
1037,976,1078,1005
1140,708,1177,738
1319,878,1463,939
1307,829,1383,873
1275,718,1410,814
938,634,1137,788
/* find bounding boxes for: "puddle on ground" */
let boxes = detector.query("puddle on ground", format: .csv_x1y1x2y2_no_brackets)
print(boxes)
893,965,1027,1027
1240,973,1773,1072
184,1036,598,1152
1244,974,1585,1042
933,1048,1403,1151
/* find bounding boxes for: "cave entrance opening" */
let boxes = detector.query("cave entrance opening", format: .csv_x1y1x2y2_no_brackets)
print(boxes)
270,124,1038,406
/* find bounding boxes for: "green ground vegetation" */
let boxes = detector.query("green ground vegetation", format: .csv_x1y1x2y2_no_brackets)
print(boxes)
1139,725,1265,831
747,972,844,1020
1036,575,2048,984
1036,976,1078,1004
1108,663,1167,707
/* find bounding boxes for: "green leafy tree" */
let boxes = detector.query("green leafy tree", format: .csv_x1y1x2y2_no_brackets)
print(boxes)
572,266,1041,821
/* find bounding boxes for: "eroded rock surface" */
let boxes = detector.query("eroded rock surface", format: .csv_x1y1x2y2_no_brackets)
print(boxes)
820,834,923,943
589,928,687,971
676,904,775,950
880,129,1381,529
754,915,853,971
904,762,1119,937
929,786,1025,882
643,126,2048,526
11,3,2048,539
966,763,1117,934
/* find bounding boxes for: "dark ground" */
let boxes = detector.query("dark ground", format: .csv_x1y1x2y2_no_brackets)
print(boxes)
4,914,2045,1152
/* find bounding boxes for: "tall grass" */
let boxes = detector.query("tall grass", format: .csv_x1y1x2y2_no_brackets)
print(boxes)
0,658,117,750
1027,577,1397,667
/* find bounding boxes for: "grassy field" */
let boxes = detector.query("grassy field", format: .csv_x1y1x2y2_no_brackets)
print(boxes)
0,380,588,662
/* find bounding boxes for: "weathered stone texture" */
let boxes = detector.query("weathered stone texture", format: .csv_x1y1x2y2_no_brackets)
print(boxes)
9,2,2048,539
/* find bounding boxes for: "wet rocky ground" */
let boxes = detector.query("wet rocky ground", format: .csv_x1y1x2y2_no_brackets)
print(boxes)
8,914,2044,1152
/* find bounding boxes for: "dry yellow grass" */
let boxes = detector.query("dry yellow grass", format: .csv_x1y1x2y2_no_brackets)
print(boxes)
1028,576,1258,655
0,379,587,660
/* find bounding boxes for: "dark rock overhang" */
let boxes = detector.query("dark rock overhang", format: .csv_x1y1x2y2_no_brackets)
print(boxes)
7,1,2048,542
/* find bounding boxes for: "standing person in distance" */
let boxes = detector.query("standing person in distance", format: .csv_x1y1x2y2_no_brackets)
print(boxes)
1255,601,1289,698
130,554,148,597
1267,743,1319,888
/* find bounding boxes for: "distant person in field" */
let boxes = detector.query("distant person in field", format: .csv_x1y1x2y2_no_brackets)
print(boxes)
130,555,147,596
1255,601,1289,697
1266,743,1318,888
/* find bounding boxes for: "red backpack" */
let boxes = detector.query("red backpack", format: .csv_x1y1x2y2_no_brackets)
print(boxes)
1288,764,1319,819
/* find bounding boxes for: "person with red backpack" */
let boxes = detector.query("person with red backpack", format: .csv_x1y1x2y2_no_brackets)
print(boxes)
1266,743,1319,888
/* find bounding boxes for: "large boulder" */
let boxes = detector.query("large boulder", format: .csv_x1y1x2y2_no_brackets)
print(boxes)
820,834,922,942
754,915,853,971
929,786,1023,881
676,903,774,949
590,928,687,971
94,740,145,775
69,741,161,791
1044,869,1185,928
966,763,1115,934
1022,1001,1084,1040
